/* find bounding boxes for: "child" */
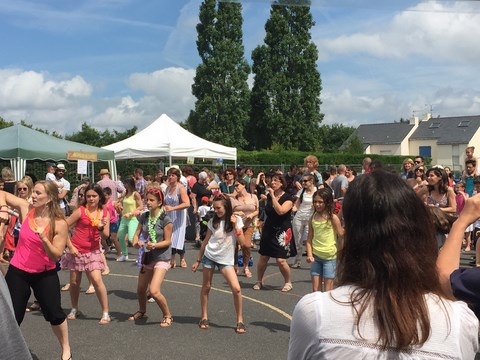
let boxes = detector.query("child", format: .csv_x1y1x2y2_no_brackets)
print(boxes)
103,187,121,258
191,195,246,334
305,188,344,292
198,196,211,219
128,187,174,327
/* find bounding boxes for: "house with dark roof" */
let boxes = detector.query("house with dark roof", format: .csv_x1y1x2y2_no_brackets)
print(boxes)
349,115,480,170
352,119,418,155
409,115,480,170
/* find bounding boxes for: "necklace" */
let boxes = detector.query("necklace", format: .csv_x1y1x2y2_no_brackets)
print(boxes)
85,207,101,227
148,209,163,243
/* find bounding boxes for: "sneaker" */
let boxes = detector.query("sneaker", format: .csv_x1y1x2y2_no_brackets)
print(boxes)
147,296,155,303
116,255,128,262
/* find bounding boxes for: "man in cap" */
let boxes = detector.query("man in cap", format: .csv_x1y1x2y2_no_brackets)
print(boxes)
97,168,125,201
54,163,71,216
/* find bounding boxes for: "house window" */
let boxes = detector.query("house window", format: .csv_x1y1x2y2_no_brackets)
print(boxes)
429,123,440,128
458,121,470,127
419,146,431,158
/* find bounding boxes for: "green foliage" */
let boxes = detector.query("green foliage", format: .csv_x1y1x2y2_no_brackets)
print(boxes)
65,122,137,147
247,4,323,151
319,124,356,153
342,133,364,154
0,116,14,129
187,0,251,148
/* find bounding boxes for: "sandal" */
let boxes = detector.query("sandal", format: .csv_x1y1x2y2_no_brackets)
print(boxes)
26,301,41,312
253,281,263,290
99,313,111,325
61,283,70,291
170,261,176,269
102,267,110,276
160,316,174,327
243,268,252,278
85,286,95,295
281,282,293,292
235,322,247,334
128,311,146,321
198,318,209,329
67,308,81,320
180,259,187,268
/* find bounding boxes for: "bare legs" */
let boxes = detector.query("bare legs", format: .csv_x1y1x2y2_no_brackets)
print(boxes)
51,320,71,360
255,255,291,287
199,266,243,325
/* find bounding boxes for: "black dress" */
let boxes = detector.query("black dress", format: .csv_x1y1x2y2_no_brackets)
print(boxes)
259,193,297,259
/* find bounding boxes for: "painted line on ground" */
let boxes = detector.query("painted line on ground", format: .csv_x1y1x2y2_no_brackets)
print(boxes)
109,273,292,320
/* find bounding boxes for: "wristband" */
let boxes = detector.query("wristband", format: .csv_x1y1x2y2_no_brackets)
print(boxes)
196,259,202,263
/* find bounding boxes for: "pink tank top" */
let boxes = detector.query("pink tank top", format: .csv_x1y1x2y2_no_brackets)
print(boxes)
10,219,56,273
70,207,106,254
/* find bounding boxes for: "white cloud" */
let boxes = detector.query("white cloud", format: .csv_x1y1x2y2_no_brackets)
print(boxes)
0,69,91,110
316,1,480,64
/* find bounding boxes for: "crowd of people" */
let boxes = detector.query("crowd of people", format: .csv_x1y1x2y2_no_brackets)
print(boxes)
1,149,480,358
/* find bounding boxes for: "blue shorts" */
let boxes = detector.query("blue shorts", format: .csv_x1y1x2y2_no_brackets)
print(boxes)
310,255,336,279
110,221,119,233
201,255,233,271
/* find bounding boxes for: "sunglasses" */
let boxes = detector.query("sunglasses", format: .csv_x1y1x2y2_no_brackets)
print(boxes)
226,173,233,176
414,161,421,164
302,179,311,183
78,194,84,198
17,187,28,191
415,169,424,172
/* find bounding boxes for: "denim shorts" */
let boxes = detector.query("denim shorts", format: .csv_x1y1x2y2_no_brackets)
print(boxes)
110,221,119,233
201,255,233,271
310,255,336,279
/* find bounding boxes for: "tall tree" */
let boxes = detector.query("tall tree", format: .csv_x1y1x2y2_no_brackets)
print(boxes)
65,122,137,147
187,0,250,148
247,2,323,150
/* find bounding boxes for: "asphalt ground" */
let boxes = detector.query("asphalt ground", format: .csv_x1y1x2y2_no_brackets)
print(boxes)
18,241,310,360
17,244,480,360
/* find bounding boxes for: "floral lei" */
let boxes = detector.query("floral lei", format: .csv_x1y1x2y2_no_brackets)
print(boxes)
85,207,101,227
147,209,163,244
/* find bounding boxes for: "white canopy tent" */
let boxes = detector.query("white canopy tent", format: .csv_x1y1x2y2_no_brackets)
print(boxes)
103,114,237,165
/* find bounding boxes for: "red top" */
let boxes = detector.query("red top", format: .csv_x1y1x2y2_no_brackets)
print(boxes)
71,206,106,254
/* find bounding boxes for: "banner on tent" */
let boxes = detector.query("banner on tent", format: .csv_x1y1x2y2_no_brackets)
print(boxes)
67,151,98,161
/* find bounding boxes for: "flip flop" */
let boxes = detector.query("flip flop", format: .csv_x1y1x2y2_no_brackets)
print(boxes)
235,322,247,334
198,318,209,330
85,286,95,295
61,283,70,291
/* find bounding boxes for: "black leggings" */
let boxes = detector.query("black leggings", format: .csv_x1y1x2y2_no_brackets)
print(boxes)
5,265,66,326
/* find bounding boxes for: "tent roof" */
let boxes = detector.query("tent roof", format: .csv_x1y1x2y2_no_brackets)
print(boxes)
0,124,115,161
103,114,237,161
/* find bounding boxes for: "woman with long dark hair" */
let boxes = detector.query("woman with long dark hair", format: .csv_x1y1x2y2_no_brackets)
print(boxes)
289,171,478,359
420,167,456,214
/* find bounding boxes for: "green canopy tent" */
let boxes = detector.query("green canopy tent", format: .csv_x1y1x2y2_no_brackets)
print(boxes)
0,124,116,180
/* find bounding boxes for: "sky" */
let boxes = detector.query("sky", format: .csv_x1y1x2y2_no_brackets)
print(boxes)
1,0,479,136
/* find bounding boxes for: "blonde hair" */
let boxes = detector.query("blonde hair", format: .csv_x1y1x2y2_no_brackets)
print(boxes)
304,155,319,168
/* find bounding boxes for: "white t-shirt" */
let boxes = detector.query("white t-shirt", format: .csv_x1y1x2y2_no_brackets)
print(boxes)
54,178,70,208
288,285,478,360
204,216,243,266
295,188,316,221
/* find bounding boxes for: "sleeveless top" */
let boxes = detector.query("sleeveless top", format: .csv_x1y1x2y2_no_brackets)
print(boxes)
10,210,55,273
311,218,337,260
426,192,448,208
71,206,106,254
122,192,138,216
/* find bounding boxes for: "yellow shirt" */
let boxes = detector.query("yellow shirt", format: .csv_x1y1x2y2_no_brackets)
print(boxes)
122,192,137,216
311,218,337,260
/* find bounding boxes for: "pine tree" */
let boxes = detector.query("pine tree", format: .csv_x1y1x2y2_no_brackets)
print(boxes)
247,3,323,150
187,0,250,148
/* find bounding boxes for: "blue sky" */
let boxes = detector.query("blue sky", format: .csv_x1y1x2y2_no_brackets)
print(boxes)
1,0,479,136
